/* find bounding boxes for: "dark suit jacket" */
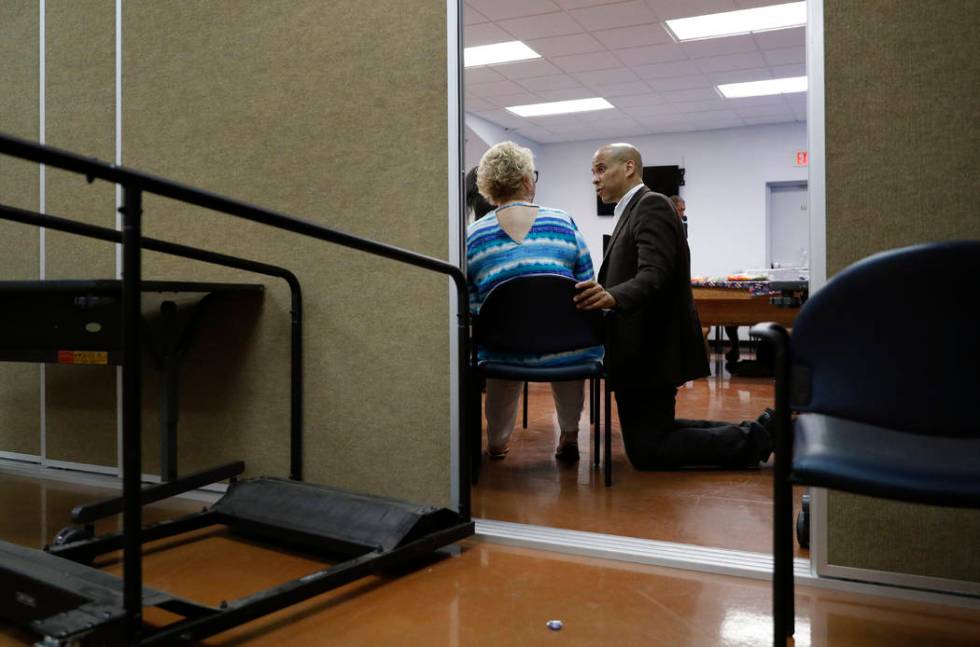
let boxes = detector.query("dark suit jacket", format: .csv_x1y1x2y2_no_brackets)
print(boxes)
598,185,709,388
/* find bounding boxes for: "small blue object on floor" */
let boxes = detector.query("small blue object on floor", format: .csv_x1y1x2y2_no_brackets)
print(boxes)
546,620,563,631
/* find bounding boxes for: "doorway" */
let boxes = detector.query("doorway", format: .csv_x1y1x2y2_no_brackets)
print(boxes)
767,181,810,271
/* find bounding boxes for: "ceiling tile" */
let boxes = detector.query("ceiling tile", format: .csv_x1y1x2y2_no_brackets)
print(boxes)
620,103,670,118
726,95,788,109
615,43,690,66
494,58,566,80
517,74,585,92
468,79,528,97
552,51,625,73
573,67,641,86
752,26,805,50
464,22,515,46
575,107,637,123
733,103,795,118
474,108,529,128
587,80,653,97
706,67,771,85
527,112,587,127
741,115,798,126
568,0,659,31
487,92,549,108
768,63,806,78
500,12,586,40
646,75,712,91
466,0,561,21
463,4,491,25
632,60,702,79
535,87,601,101
682,34,759,59
696,51,767,73
554,0,624,8
464,96,498,112
611,92,666,108
593,23,674,49
733,0,786,7
524,33,606,57
659,87,722,103
784,93,807,110
649,0,738,21
763,47,805,66
656,98,729,114
465,67,508,84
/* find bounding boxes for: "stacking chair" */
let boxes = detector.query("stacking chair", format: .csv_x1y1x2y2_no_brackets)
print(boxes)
469,273,612,486
751,241,980,645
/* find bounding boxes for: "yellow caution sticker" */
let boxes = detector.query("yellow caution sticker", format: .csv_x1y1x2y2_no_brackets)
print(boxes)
57,350,109,365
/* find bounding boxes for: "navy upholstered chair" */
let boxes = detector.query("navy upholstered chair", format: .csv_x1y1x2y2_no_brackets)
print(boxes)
469,274,612,486
751,241,980,645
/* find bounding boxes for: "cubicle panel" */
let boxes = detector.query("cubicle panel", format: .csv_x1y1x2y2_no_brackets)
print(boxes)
823,0,980,590
122,1,452,505
42,0,118,469
0,1,42,458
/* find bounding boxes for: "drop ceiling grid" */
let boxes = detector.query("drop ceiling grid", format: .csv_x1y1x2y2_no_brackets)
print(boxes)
463,0,806,143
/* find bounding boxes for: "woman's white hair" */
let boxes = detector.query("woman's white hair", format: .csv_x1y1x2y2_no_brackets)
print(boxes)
476,140,535,206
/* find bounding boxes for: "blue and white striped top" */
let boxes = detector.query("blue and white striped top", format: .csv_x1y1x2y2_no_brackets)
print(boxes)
466,203,604,367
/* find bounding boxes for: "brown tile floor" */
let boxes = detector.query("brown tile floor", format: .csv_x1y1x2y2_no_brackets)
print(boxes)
473,366,807,556
0,478,977,647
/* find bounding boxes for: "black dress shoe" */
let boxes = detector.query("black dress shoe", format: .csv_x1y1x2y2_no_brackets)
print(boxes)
757,407,776,433
555,442,580,463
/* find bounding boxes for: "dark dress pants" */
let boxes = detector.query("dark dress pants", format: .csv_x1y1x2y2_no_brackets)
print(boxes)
614,385,761,470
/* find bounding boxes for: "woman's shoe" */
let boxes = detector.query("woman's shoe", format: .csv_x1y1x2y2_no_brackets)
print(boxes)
555,441,580,463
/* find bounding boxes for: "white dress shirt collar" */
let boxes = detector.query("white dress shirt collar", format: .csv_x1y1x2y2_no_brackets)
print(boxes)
613,182,645,220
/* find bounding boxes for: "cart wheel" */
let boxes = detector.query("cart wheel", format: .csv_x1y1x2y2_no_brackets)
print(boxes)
52,524,93,546
796,510,810,548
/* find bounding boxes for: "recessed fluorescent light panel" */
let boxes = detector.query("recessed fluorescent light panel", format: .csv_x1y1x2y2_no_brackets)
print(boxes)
666,2,806,41
717,76,807,98
464,41,540,67
506,98,615,117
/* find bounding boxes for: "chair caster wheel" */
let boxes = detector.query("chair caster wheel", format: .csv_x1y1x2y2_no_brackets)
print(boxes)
796,493,811,549
52,524,93,547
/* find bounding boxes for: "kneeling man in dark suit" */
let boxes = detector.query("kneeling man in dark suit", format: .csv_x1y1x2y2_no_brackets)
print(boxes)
574,143,771,469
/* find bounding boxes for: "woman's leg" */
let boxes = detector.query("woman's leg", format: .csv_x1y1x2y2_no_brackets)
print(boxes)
485,378,524,452
550,379,585,434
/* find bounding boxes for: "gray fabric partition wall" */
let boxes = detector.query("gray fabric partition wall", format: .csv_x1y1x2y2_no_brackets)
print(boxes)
0,1,455,507
824,0,980,585
0,2,42,458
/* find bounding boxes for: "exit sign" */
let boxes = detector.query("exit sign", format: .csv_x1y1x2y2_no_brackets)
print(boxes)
794,150,809,166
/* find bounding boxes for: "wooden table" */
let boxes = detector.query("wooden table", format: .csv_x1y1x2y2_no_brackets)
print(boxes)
692,285,799,328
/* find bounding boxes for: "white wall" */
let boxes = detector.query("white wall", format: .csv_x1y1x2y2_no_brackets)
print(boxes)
533,122,808,278
465,112,542,172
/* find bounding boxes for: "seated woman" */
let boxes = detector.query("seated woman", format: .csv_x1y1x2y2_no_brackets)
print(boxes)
467,141,603,462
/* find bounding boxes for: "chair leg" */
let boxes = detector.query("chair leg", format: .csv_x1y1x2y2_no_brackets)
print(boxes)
470,377,483,485
773,460,795,642
522,381,528,429
604,380,612,487
593,378,600,468
589,377,594,423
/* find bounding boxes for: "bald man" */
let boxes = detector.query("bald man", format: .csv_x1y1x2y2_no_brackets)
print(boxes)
574,143,772,469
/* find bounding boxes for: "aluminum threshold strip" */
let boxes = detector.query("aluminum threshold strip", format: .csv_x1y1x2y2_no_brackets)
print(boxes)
476,517,807,581
475,518,980,610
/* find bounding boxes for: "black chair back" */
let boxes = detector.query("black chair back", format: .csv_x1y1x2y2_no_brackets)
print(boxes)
476,274,603,354
790,240,979,436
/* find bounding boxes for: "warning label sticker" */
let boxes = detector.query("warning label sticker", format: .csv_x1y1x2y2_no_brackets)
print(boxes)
57,350,109,365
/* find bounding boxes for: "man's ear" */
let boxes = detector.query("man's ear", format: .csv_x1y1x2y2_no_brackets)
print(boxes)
625,159,635,177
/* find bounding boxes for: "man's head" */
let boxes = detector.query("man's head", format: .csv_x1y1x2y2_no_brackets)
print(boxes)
592,143,643,204
466,166,494,221
670,195,685,219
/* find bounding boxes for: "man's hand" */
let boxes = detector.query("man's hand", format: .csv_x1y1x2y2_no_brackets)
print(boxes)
574,279,616,311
